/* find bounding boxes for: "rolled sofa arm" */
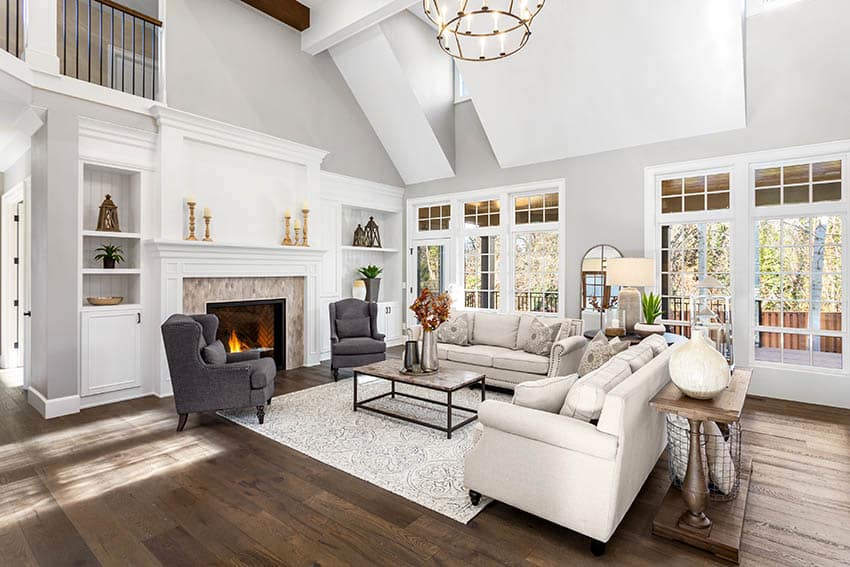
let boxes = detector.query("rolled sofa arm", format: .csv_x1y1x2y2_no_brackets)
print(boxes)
227,350,260,363
548,335,588,377
478,400,618,460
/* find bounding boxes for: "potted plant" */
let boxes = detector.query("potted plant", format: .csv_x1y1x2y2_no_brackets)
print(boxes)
409,288,452,372
358,264,383,302
94,243,125,269
635,291,665,337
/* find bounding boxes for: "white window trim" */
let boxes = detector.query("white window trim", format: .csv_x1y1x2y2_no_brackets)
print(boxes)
645,139,850,378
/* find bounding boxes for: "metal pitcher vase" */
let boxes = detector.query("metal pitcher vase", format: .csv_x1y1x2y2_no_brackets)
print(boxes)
421,330,438,372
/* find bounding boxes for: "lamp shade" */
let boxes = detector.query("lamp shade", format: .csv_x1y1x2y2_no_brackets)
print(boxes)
606,258,655,287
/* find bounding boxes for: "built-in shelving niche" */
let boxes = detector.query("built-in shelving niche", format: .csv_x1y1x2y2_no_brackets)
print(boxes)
81,164,143,308
339,204,402,304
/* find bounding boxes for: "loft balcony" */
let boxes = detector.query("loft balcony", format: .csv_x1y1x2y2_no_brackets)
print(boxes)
0,0,24,58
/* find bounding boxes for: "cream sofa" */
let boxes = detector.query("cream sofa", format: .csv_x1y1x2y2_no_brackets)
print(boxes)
425,312,586,390
464,338,681,555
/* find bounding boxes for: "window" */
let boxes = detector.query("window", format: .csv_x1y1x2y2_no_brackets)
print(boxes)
464,199,500,228
464,235,500,309
754,160,842,207
514,232,559,313
660,222,731,335
515,192,558,224
417,204,451,232
754,216,844,369
416,244,445,294
661,173,730,214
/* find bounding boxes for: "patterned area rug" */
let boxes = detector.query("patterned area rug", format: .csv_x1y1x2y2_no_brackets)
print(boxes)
219,377,510,523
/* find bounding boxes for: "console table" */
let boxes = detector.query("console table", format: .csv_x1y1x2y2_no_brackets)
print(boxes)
650,368,752,564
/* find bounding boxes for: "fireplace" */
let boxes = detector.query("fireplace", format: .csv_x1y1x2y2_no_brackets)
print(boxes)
207,299,286,370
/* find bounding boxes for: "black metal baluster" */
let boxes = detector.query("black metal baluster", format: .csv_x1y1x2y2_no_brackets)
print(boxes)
62,0,66,74
75,0,79,78
15,0,19,57
6,0,10,54
121,11,124,92
152,23,156,100
110,6,114,88
99,0,103,85
131,15,135,96
142,21,146,98
87,0,91,82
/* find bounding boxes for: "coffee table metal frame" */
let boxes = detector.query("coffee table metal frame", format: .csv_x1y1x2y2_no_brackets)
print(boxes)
352,368,486,439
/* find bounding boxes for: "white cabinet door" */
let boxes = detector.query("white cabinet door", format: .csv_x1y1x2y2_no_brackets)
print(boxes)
377,302,402,342
81,309,141,397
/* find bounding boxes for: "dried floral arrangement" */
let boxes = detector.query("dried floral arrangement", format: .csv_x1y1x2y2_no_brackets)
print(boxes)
409,288,452,331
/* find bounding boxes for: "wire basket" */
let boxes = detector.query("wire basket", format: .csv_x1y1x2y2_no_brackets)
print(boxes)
666,415,742,501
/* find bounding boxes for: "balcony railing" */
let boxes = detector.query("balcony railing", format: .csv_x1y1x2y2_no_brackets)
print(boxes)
59,0,161,99
1,0,23,58
463,291,559,313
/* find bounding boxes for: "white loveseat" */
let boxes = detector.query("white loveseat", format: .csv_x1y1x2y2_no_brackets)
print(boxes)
425,312,587,390
464,337,681,554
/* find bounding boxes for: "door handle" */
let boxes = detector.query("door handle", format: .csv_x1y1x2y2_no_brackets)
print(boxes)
137,313,142,324
23,311,31,317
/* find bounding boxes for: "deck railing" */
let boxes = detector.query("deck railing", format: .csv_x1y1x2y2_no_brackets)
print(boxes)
59,0,161,99
463,291,559,313
1,0,23,58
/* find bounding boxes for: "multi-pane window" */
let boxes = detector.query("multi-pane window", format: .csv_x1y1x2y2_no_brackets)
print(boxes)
515,192,559,224
417,204,451,231
754,216,844,369
416,244,444,294
514,232,559,313
661,173,730,214
464,235,500,309
754,160,842,207
464,199,500,228
660,222,731,334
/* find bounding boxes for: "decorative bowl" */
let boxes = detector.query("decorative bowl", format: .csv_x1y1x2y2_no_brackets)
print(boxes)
86,296,124,306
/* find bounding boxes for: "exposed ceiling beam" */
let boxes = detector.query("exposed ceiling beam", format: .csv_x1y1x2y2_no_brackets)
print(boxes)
302,0,415,55
240,0,310,32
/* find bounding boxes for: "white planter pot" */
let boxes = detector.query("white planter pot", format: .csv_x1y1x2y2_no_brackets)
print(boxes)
669,328,731,399
634,323,665,337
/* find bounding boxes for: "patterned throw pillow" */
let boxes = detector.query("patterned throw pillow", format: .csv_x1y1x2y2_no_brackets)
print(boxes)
523,318,561,356
577,331,616,377
437,314,470,346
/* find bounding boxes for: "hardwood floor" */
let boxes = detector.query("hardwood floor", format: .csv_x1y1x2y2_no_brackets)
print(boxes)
0,356,848,566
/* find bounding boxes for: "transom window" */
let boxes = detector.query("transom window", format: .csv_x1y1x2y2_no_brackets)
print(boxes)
514,232,559,313
515,192,559,224
754,216,844,369
754,159,842,207
417,204,451,232
464,235,500,309
464,199,500,228
661,172,730,214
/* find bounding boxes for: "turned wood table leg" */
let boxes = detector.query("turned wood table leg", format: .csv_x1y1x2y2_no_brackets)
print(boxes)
680,418,712,530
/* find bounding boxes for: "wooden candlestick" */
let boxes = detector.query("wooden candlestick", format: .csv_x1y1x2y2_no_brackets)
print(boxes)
282,214,294,246
301,208,310,247
293,226,302,246
203,215,213,242
186,201,198,241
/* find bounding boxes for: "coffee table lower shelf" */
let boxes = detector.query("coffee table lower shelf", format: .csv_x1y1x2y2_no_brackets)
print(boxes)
354,389,480,439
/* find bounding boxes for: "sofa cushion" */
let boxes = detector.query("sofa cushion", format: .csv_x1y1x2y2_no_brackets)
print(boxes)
437,342,467,360
560,358,632,421
201,340,227,365
523,318,561,356
493,350,550,375
447,345,506,367
472,312,520,349
577,331,616,377
437,314,470,346
614,344,654,372
512,374,579,413
333,337,386,356
336,317,371,339
641,333,668,356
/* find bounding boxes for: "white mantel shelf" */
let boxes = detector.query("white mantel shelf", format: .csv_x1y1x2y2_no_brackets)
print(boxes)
145,239,327,260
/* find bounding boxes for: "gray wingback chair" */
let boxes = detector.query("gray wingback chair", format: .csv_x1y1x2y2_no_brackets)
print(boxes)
329,299,386,380
161,314,276,431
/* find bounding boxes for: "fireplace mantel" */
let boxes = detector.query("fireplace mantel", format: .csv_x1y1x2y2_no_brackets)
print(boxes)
146,239,326,396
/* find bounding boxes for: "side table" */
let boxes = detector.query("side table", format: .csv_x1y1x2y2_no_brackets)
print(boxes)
650,368,752,564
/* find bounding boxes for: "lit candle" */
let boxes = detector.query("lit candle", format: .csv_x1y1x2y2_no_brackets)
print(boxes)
480,37,486,59
293,219,301,229
204,207,211,217
284,209,292,218
302,201,310,210
187,195,196,203
492,12,499,32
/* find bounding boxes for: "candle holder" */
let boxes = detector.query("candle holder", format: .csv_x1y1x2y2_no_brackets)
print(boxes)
186,201,198,241
282,214,294,246
301,208,310,247
203,215,213,242
293,226,302,246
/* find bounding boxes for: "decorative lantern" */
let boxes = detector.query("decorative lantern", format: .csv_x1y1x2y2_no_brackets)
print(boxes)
96,194,121,232
364,216,382,248
353,224,367,247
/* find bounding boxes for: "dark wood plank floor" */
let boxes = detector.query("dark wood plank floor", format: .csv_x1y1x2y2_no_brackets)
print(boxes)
1,352,848,566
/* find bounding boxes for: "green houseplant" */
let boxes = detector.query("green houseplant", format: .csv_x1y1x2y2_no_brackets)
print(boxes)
635,292,665,337
358,265,383,302
94,243,125,269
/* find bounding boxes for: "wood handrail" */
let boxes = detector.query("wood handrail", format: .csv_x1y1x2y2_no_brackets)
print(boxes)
97,0,162,27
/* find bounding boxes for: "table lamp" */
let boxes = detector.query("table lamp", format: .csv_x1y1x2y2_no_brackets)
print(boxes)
606,258,655,333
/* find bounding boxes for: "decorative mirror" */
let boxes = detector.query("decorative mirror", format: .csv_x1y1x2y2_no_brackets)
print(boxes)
580,244,623,330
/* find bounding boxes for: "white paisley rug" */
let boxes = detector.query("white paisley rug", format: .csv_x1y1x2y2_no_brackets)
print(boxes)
219,377,510,523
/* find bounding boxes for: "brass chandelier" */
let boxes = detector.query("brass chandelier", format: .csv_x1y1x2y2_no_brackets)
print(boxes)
423,1,546,62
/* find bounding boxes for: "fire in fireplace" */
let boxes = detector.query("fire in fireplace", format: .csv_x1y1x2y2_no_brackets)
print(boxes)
206,298,286,370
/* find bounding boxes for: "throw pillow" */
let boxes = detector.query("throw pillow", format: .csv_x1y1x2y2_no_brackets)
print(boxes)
614,344,654,372
201,340,227,365
560,358,632,421
437,314,470,346
336,317,371,339
608,336,630,354
640,333,668,356
577,331,615,377
523,318,561,356
512,374,579,413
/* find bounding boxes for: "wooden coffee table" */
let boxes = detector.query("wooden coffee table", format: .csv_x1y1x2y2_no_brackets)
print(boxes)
352,360,486,439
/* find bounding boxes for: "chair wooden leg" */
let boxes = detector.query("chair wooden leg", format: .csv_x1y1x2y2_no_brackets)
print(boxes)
469,490,482,506
267,397,272,406
332,368,339,381
256,405,266,425
590,539,607,557
177,413,188,432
